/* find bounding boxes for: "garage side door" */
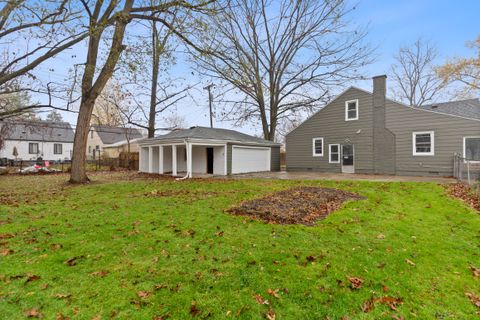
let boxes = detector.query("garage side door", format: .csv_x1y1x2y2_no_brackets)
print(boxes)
231,146,271,174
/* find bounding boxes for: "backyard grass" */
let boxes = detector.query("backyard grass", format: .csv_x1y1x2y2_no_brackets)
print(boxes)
0,172,479,319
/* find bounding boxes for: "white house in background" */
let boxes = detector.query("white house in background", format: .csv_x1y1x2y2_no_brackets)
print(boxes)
102,138,142,158
87,124,144,159
0,120,74,161
138,126,281,178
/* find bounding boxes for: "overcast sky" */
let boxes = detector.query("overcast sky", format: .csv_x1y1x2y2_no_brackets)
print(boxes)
35,0,480,136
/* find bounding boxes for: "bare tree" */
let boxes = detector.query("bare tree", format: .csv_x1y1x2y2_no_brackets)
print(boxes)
0,0,85,119
193,0,371,141
437,35,480,98
390,38,444,106
69,0,216,183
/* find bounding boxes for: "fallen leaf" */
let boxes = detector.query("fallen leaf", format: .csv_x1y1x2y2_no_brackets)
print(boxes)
267,288,280,298
306,255,315,262
50,243,63,250
348,276,364,289
137,291,151,298
24,308,42,318
190,303,200,317
55,293,71,299
383,285,390,293
253,294,269,305
55,313,70,320
90,271,109,277
377,234,385,239
362,299,374,313
466,292,480,308
265,308,276,320
376,296,403,311
405,259,416,267
26,274,41,283
470,265,480,278
0,233,14,239
154,284,168,290
64,256,83,266
1,248,13,256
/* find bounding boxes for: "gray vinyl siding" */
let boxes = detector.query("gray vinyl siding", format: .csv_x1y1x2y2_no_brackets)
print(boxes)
286,88,374,173
385,102,480,176
270,146,281,171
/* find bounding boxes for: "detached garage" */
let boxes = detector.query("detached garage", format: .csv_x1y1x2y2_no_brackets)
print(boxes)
138,126,281,178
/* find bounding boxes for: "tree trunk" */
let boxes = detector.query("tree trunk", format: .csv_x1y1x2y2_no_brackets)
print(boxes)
148,22,160,138
70,98,96,182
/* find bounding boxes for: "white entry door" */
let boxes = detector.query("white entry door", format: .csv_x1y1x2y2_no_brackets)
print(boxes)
341,145,355,173
231,146,271,174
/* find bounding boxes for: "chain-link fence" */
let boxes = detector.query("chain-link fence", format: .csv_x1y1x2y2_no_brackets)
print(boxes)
453,153,480,185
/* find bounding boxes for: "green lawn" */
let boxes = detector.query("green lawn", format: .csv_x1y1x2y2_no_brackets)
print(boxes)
0,173,479,319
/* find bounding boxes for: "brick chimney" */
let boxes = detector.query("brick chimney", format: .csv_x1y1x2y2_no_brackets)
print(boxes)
372,75,395,174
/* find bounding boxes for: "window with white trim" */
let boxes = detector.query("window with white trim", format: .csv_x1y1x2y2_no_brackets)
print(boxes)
312,138,323,156
329,144,340,163
345,99,358,121
464,137,480,162
413,131,434,156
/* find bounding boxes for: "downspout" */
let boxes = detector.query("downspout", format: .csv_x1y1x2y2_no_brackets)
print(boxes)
176,139,191,180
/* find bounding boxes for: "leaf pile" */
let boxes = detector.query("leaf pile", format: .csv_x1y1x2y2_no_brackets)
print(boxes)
446,183,480,212
226,186,364,225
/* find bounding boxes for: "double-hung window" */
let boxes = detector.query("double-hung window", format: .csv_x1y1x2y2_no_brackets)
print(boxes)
345,99,359,121
312,138,324,156
464,137,480,162
29,143,39,154
54,143,62,154
413,131,434,156
329,144,340,163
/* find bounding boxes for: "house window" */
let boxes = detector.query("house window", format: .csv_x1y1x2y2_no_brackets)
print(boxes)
464,137,480,162
54,143,62,154
329,144,340,163
345,99,359,121
29,143,39,154
413,131,434,156
312,138,324,156
88,146,92,153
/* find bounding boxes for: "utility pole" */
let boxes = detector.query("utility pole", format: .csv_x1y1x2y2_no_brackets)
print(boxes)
203,84,214,128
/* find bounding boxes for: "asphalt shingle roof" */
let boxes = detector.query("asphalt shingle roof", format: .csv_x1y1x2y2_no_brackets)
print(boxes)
1,120,75,142
145,126,280,146
91,124,144,144
418,98,480,120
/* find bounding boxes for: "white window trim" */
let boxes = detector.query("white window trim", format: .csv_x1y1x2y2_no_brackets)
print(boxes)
345,99,359,121
312,137,324,157
463,136,480,163
412,131,435,156
329,144,340,163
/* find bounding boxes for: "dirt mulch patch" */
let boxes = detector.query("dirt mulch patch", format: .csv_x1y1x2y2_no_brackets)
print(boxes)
226,186,364,225
446,183,480,213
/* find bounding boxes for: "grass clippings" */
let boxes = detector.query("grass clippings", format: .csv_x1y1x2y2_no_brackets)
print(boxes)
226,186,364,225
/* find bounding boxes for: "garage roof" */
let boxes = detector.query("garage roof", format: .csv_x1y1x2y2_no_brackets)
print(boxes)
141,126,281,146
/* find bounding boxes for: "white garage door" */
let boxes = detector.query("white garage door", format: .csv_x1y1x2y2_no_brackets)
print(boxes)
232,146,271,174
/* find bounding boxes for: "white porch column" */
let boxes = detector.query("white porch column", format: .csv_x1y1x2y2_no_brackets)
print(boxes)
148,146,153,173
187,142,193,178
159,146,164,174
172,145,177,176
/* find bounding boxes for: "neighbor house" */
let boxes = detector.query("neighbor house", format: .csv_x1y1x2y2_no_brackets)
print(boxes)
138,126,281,177
102,138,142,158
87,124,144,159
286,75,480,176
0,120,74,161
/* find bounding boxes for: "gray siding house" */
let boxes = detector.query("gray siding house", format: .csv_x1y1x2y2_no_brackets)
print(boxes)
286,76,480,176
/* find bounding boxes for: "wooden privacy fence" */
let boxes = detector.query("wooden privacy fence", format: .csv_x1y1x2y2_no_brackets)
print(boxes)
119,152,139,170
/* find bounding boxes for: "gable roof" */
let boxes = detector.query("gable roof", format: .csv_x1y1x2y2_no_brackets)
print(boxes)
91,124,144,144
141,126,280,146
1,120,75,142
417,98,480,120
